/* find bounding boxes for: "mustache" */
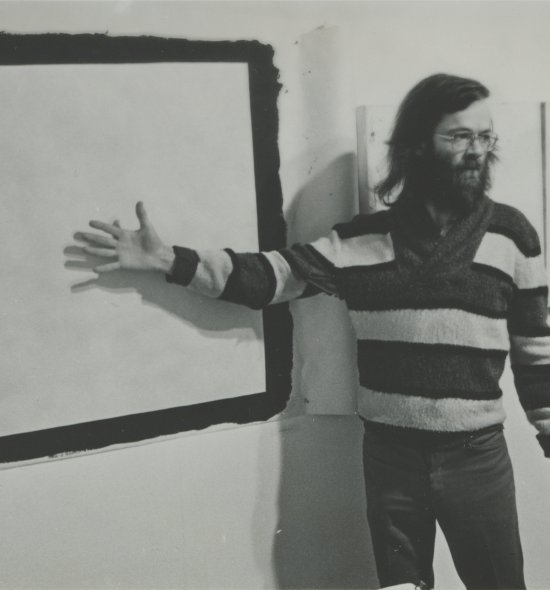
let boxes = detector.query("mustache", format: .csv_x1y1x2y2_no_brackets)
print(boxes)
457,156,484,171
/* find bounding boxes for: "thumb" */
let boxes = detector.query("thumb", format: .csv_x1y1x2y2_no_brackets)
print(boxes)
135,201,149,230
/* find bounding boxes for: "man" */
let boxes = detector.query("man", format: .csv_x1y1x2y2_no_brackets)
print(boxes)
76,74,550,589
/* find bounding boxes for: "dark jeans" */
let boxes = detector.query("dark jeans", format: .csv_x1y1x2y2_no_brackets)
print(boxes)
362,421,526,590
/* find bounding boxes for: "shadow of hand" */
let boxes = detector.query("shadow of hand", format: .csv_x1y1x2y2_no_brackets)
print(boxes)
64,244,262,340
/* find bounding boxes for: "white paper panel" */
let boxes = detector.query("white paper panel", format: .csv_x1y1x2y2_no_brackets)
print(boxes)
0,63,266,436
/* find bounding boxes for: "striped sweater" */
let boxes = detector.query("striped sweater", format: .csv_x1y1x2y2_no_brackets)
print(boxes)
167,194,550,455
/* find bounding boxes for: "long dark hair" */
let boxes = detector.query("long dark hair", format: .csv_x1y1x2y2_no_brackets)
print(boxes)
375,73,491,206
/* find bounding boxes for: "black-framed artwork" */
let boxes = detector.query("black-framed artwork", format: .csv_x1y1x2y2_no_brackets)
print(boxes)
0,33,292,465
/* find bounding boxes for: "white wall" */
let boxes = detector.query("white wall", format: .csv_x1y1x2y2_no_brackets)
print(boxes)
0,416,374,589
1,2,550,589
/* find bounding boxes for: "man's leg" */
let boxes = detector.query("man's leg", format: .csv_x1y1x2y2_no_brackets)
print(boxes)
362,426,436,589
432,427,526,590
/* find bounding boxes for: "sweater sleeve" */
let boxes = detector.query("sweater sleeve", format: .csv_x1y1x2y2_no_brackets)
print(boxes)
507,219,550,457
165,231,342,310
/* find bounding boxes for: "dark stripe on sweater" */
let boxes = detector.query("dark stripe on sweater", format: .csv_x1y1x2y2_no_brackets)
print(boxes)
514,377,550,411
165,246,200,287
509,325,550,337
339,265,512,317
508,289,550,335
300,243,338,273
357,339,507,400
220,250,276,309
515,286,549,298
471,262,515,287
536,434,550,458
512,363,550,377
298,283,323,299
348,298,508,319
281,244,339,297
338,261,397,274
361,339,507,358
333,211,392,239
505,365,550,411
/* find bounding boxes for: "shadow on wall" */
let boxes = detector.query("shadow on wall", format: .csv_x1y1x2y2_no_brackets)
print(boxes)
269,153,379,588
64,251,262,341
271,415,378,590
285,151,357,244
283,151,360,416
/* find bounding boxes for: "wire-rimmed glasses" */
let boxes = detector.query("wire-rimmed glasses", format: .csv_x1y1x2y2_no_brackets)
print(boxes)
434,131,498,152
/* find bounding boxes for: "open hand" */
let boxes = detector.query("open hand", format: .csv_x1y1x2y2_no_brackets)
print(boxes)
76,201,175,273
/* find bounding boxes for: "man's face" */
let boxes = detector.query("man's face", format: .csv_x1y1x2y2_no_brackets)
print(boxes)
427,99,495,213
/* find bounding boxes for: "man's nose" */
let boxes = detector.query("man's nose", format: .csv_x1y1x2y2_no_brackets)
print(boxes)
465,136,485,156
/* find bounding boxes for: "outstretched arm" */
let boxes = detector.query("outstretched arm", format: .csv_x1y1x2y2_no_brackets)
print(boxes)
75,202,341,308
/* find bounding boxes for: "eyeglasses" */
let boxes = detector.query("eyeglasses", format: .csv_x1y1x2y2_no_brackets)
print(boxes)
434,131,498,152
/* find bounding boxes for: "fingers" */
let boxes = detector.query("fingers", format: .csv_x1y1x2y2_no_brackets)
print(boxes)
89,220,123,238
135,201,149,230
78,218,124,274
75,232,117,248
83,246,118,258
94,261,121,273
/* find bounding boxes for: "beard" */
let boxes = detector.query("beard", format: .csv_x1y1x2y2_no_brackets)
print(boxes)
408,148,494,216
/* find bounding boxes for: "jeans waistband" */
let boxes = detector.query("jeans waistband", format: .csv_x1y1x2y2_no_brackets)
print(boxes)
361,418,504,446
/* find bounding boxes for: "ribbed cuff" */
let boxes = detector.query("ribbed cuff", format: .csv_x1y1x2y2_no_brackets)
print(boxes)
165,246,199,286
536,433,550,458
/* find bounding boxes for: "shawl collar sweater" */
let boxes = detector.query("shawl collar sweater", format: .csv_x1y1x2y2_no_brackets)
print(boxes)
167,195,550,455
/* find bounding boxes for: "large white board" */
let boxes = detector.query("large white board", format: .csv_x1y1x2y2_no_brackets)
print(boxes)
0,62,267,437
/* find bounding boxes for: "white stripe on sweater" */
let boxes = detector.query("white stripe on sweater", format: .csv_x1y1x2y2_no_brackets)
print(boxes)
474,232,546,289
307,231,341,266
336,233,395,268
515,252,547,290
474,232,515,277
189,249,234,298
510,335,550,365
263,251,308,304
350,308,509,350
357,386,506,432
308,231,395,269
